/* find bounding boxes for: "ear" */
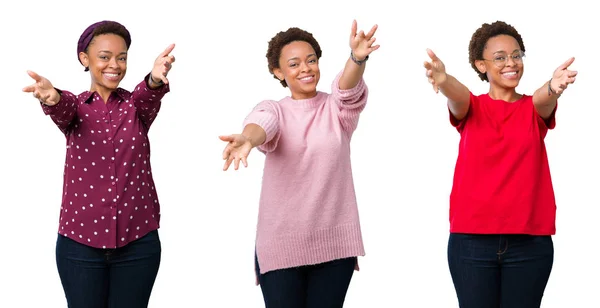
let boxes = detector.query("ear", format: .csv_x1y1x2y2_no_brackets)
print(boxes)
79,52,89,69
273,68,284,81
475,60,486,74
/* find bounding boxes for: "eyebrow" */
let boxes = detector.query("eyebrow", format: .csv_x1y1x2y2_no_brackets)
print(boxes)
287,53,317,62
98,50,128,55
493,49,521,54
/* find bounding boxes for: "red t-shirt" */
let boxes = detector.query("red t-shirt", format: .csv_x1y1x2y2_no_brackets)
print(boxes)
449,92,557,235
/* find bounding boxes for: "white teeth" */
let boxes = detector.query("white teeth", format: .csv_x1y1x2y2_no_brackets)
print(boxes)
503,72,517,76
300,76,312,81
105,73,118,77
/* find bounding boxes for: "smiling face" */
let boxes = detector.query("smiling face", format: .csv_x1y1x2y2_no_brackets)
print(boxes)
272,40,320,100
79,33,128,95
475,34,524,91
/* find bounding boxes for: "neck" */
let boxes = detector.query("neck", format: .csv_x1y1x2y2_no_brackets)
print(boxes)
488,86,521,102
90,86,114,104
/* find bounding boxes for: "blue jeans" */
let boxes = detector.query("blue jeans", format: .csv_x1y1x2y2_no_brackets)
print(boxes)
448,233,554,308
56,230,161,308
255,255,356,308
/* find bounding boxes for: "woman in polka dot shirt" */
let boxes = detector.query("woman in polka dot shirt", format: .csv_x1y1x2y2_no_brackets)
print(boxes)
22,20,175,308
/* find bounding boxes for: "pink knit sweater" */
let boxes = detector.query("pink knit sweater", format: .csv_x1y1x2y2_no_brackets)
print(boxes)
243,72,368,276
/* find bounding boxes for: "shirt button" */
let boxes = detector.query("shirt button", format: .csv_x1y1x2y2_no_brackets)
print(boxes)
112,182,116,186
108,137,112,141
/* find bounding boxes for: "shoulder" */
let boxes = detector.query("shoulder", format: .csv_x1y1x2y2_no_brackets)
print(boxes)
115,88,132,100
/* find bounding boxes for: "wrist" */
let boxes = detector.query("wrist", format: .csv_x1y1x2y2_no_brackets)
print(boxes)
242,135,255,147
350,51,369,65
547,78,557,96
149,74,164,86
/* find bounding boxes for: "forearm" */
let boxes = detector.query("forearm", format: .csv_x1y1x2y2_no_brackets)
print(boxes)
339,55,367,90
242,123,266,148
532,80,558,119
439,74,470,119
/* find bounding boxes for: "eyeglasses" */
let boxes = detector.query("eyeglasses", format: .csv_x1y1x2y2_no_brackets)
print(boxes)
483,50,525,67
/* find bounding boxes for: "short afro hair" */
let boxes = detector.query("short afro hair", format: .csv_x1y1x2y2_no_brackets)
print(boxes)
468,21,525,81
266,27,322,87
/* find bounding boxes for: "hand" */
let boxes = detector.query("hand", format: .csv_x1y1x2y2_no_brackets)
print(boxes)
219,134,253,171
349,20,380,61
550,57,577,95
22,70,61,106
424,49,448,93
151,44,176,84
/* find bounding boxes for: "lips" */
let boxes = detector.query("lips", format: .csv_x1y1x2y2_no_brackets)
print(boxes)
298,75,315,83
103,72,121,81
501,71,519,79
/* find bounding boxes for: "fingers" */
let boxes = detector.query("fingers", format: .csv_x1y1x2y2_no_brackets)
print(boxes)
557,57,575,70
426,48,439,61
365,24,378,39
26,70,42,82
160,44,175,57
567,70,578,78
22,84,36,93
350,19,357,39
219,135,234,142
222,154,247,171
233,156,241,170
223,156,233,171
159,75,169,85
23,70,42,92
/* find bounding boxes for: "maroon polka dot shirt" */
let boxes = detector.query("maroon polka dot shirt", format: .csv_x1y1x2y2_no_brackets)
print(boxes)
41,75,170,249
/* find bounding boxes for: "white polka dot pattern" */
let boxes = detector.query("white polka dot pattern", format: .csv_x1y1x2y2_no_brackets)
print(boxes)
41,76,170,249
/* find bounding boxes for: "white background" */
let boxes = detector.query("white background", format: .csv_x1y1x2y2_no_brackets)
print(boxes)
1,0,598,307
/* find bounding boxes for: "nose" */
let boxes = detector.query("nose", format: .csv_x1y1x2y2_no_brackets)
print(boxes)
108,57,118,68
505,56,517,67
300,61,311,72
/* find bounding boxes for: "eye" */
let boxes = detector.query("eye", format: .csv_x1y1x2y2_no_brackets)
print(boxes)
309,59,317,63
512,54,522,60
119,57,127,61
494,56,506,62
289,63,297,68
99,56,109,60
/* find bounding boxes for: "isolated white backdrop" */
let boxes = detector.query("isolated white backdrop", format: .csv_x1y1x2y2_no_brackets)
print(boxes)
1,0,598,307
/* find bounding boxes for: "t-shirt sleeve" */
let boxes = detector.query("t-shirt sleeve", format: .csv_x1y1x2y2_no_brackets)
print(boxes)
535,102,557,131
449,92,476,132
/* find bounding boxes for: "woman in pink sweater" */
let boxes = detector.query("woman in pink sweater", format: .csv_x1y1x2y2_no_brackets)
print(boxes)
219,20,379,307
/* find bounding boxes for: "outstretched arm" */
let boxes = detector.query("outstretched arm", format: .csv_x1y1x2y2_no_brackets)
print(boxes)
424,49,471,121
532,57,577,120
22,70,78,134
339,20,380,90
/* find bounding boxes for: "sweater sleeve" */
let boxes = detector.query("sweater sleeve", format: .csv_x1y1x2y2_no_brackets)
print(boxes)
242,100,281,153
330,71,368,134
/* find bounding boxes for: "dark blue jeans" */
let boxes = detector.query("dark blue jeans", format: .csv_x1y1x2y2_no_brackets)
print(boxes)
56,230,161,308
255,255,357,308
448,233,554,308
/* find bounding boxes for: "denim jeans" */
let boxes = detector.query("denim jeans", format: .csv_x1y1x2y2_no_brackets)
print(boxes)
56,230,161,308
255,255,357,308
448,233,554,308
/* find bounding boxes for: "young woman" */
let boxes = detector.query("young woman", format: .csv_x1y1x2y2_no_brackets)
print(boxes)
219,20,379,307
424,21,577,308
22,20,175,308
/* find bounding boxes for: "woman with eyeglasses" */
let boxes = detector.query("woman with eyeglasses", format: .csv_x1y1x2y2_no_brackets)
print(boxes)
423,21,577,308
